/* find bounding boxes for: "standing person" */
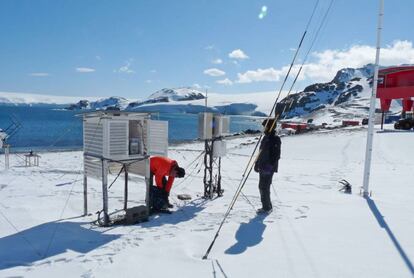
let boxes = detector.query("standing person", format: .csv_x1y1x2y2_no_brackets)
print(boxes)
150,156,185,212
254,118,281,214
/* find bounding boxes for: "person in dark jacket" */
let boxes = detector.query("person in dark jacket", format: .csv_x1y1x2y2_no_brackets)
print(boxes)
254,118,281,214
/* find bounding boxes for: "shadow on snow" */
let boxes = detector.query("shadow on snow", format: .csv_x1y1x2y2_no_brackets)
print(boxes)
365,197,414,276
225,214,267,255
0,220,120,270
140,197,208,228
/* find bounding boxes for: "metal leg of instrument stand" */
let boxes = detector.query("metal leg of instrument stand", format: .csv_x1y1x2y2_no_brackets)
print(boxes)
124,165,128,211
101,159,109,226
83,174,88,216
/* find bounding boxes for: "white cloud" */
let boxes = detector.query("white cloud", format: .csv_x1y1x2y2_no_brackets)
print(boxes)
237,68,282,83
193,83,202,89
216,78,233,86
236,40,414,84
229,49,249,60
212,58,223,64
116,59,135,74
204,68,226,77
298,40,414,82
76,67,95,73
29,72,50,77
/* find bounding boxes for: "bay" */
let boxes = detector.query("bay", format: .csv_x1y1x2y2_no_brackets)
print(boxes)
0,106,262,151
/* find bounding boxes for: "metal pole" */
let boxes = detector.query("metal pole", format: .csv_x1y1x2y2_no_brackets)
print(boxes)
5,145,9,170
83,174,88,216
124,165,128,211
363,0,383,197
145,158,150,209
209,140,214,198
101,159,109,226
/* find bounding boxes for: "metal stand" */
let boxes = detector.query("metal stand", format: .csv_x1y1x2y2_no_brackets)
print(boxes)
83,153,150,226
83,174,88,216
4,145,10,170
203,138,222,199
24,153,40,167
101,159,110,226
124,167,128,211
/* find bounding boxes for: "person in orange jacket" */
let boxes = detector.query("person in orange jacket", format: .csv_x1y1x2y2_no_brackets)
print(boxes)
150,156,185,211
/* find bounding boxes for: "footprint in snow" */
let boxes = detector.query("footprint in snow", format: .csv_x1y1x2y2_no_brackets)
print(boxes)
295,205,310,219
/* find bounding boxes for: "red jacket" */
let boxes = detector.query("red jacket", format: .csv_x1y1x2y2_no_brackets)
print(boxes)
150,156,177,193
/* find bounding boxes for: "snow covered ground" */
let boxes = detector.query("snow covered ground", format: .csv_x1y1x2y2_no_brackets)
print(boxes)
0,125,413,277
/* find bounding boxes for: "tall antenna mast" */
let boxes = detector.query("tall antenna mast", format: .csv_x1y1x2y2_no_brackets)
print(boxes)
205,89,208,111
362,0,384,197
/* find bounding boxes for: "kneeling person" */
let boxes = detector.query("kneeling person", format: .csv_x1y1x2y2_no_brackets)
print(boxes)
149,156,185,212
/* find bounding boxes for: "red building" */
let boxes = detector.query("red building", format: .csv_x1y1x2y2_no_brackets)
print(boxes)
281,122,308,132
342,120,359,126
376,66,414,112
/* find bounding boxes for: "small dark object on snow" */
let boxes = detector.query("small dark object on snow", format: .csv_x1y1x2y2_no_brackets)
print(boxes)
339,179,352,194
362,118,369,125
125,205,149,224
177,193,192,200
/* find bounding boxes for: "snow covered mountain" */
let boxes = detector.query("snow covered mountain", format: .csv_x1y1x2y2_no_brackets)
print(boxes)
66,96,130,110
127,87,205,108
1,64,406,120
0,92,98,106
127,87,270,116
275,64,403,123
276,64,376,120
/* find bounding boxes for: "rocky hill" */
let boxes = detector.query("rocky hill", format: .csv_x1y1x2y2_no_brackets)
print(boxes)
275,64,376,119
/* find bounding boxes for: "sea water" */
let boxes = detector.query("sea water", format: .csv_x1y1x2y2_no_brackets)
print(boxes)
0,105,262,151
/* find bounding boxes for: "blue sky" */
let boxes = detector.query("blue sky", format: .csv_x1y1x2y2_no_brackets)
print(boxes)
0,0,413,99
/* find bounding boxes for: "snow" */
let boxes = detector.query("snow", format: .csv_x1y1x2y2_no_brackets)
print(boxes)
0,90,281,116
0,92,100,105
132,91,280,116
1,125,414,277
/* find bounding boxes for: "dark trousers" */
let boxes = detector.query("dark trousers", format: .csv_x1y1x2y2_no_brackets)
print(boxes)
149,173,169,211
259,172,274,210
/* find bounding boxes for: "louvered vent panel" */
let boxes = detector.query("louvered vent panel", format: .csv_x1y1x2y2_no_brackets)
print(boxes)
84,156,102,179
84,122,103,156
148,120,168,156
109,121,128,156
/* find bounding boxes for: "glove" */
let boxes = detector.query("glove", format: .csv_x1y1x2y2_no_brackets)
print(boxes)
254,163,260,173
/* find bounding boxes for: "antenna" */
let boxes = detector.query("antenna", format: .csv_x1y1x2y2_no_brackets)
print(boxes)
205,89,208,112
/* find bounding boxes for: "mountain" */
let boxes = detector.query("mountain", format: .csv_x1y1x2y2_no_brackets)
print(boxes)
276,64,376,120
275,64,402,122
127,87,271,116
0,92,98,106
127,87,205,108
66,96,130,110
1,64,406,121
